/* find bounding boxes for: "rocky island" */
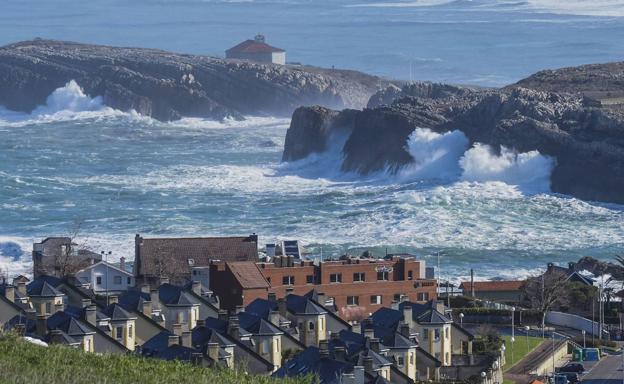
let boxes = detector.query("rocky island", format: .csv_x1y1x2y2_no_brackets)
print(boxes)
0,39,383,121
283,66,624,204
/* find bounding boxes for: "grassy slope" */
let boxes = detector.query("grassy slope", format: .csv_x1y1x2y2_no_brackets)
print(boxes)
502,335,545,372
0,334,311,384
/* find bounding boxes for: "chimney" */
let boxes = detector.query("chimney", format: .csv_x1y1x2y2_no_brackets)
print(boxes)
36,314,48,337
316,292,326,306
191,352,203,366
16,281,26,296
403,304,412,324
400,322,411,338
142,300,152,317
364,327,374,340
150,290,159,307
119,257,126,272
277,298,287,316
196,318,205,327
191,281,201,296
319,340,329,359
268,292,277,302
159,276,170,286
470,269,475,297
54,302,65,313
48,329,64,344
4,285,15,303
334,346,346,361
181,331,192,348
235,305,243,314
108,295,118,305
173,323,183,336
81,298,91,308
353,366,365,384
207,342,220,362
167,335,179,347
369,338,380,353
568,262,575,272
269,310,280,326
227,320,240,339
85,305,97,326
141,284,150,294
218,310,228,321
39,302,47,315
363,356,374,373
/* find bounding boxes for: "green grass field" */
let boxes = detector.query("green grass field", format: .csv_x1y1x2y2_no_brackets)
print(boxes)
502,335,544,372
0,333,311,384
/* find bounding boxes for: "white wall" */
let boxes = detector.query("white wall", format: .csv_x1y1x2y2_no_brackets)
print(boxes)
272,52,286,65
75,263,135,293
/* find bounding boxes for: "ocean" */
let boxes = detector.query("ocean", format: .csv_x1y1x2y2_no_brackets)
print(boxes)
1,0,624,282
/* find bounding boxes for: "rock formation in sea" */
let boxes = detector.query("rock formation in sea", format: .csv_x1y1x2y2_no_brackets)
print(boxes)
282,64,624,204
0,39,383,121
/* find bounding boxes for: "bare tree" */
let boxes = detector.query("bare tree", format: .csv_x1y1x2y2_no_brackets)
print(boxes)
42,220,96,278
522,269,570,334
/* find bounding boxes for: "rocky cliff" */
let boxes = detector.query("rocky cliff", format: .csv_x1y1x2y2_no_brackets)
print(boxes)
0,39,383,121
282,67,624,204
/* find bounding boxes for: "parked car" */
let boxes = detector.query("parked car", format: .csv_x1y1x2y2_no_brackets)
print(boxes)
556,363,585,374
558,372,580,384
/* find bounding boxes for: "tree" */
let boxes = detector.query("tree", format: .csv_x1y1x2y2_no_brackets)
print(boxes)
44,220,96,278
522,269,570,334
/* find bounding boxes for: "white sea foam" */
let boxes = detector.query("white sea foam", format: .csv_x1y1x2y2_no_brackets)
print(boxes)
525,0,624,17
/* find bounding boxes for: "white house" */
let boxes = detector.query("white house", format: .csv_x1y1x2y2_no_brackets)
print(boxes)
74,260,135,294
226,35,286,65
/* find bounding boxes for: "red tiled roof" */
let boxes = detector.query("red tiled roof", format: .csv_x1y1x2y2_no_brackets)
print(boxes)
227,262,270,289
137,236,258,278
459,280,525,292
226,40,285,54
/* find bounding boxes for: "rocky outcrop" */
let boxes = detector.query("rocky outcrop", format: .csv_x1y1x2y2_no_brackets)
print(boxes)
0,39,384,121
283,72,624,204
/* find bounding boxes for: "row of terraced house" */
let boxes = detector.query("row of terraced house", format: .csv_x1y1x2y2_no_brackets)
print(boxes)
0,234,505,384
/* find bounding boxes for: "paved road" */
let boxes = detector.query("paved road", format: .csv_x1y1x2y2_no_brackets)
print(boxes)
581,353,624,384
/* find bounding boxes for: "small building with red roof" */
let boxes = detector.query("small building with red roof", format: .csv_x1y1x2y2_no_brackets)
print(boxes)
226,35,286,65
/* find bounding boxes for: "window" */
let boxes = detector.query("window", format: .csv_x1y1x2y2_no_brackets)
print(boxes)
377,271,389,281
422,329,428,340
114,275,122,285
129,324,133,338
393,293,402,302
353,272,365,282
261,340,269,354
434,329,440,340
96,276,102,285
308,322,315,331
306,275,314,284
397,356,404,367
282,276,295,285
408,270,413,280
276,338,280,352
45,302,52,314
347,296,359,306
330,273,342,283
116,326,124,340
370,295,382,305
446,352,450,364
418,292,429,301
445,327,450,339
127,277,132,285
409,352,414,364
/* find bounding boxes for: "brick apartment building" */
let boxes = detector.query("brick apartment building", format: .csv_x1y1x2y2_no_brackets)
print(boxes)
210,254,437,321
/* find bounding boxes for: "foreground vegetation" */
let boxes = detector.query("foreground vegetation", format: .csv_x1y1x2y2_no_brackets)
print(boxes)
0,333,311,384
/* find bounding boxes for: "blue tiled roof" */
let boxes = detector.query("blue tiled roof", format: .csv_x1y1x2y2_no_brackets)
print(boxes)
140,330,175,357
47,311,93,336
371,307,402,329
245,298,277,319
238,312,283,336
159,284,195,306
286,294,326,315
27,277,64,297
118,290,151,312
273,347,354,384
192,326,235,349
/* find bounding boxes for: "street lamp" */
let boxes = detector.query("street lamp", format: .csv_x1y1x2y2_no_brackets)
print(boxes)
510,336,515,366
459,312,464,327
581,330,586,348
500,344,506,369
525,326,530,355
